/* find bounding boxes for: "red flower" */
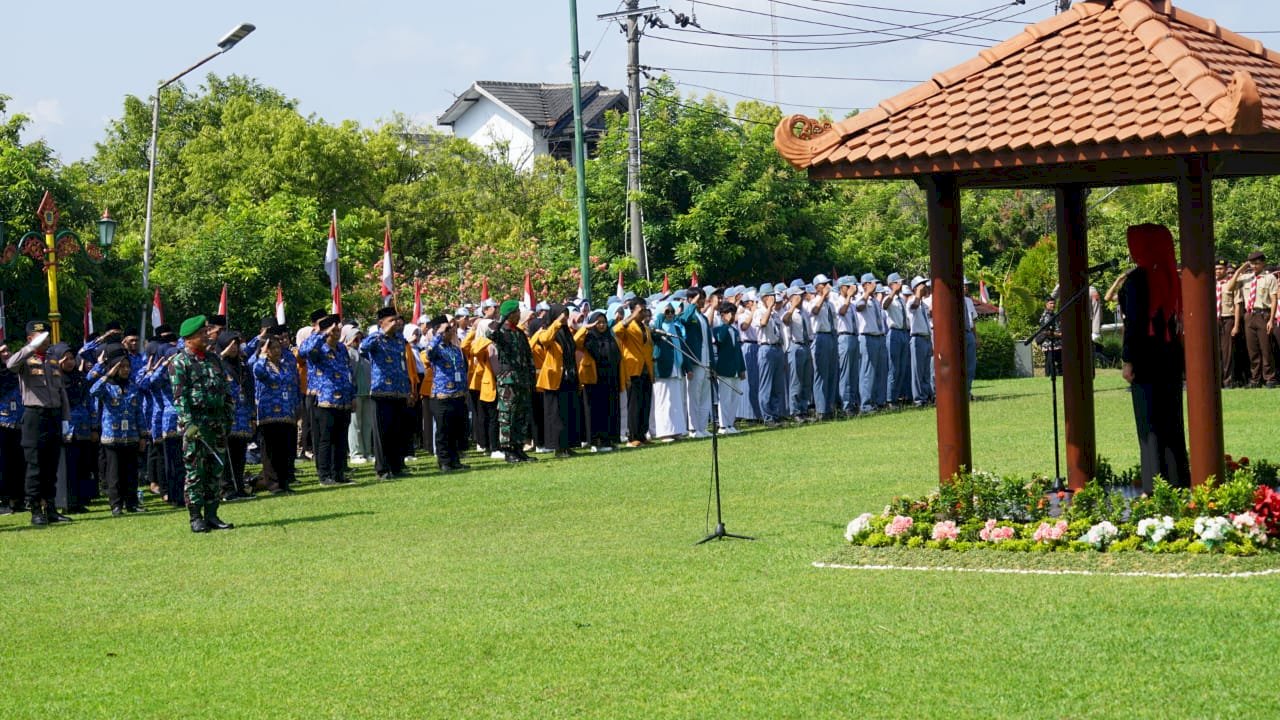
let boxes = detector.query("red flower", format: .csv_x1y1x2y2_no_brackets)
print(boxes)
1253,486,1280,537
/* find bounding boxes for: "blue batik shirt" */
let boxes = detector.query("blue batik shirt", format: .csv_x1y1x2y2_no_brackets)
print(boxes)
299,333,355,409
359,329,410,398
426,334,467,396
0,372,20,429
225,360,255,438
63,368,97,440
139,358,179,439
251,355,298,425
90,376,143,445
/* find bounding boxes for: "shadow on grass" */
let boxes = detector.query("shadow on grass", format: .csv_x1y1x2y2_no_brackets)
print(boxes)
236,510,375,529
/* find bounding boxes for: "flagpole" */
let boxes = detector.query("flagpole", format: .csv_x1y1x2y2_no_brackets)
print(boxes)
569,0,592,306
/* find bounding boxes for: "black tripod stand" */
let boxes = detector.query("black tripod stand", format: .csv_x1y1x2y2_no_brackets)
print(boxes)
655,325,754,544
1022,282,1093,490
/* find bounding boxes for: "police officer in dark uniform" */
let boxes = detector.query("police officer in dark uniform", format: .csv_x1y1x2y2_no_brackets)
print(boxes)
5,320,73,526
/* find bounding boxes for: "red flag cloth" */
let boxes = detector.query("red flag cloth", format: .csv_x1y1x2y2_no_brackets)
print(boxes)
522,271,535,310
480,278,490,303
218,283,228,316
84,289,93,338
151,288,164,331
616,269,624,299
275,284,286,325
325,213,342,316
690,270,699,287
1126,223,1181,340
978,280,990,305
380,222,393,306
412,280,423,325
662,274,670,293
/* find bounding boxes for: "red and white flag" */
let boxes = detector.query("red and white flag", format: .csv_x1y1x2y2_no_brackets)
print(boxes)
380,220,394,307
690,270,699,287
84,290,94,338
274,283,286,325
217,283,228,317
662,274,670,294
0,290,6,339
979,279,991,304
522,270,535,310
151,288,164,331
325,211,343,316
615,269,624,298
480,278,490,304
412,280,423,325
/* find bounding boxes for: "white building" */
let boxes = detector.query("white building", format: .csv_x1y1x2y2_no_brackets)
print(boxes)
437,81,628,171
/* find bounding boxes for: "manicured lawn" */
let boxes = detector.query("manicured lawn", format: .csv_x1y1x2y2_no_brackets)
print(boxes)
3,371,1278,718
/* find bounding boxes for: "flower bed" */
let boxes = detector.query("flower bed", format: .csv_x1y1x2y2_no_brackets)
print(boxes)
843,457,1280,556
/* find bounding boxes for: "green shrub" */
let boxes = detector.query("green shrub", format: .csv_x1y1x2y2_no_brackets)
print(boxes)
975,319,1017,379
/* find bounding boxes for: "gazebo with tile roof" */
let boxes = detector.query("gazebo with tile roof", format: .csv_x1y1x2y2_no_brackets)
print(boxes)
775,0,1280,488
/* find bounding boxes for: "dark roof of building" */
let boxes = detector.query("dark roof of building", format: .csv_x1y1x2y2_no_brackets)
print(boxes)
438,81,628,137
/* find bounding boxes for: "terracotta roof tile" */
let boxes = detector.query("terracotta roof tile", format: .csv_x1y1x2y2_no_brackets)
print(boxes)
777,0,1280,174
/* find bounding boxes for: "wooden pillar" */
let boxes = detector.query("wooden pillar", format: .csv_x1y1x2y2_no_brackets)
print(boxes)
1176,155,1225,486
1055,185,1096,490
923,174,971,483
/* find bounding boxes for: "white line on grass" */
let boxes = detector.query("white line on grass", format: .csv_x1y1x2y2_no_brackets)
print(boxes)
812,561,1280,580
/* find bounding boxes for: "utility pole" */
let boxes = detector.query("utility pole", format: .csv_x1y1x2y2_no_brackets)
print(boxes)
600,2,658,281
770,1,782,104
569,0,592,305
1058,0,1071,12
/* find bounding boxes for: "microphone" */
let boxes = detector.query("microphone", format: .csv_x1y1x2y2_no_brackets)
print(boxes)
650,327,674,338
1087,258,1120,274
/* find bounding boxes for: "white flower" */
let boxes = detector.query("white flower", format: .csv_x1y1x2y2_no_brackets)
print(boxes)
1231,512,1268,543
1079,521,1119,548
845,513,874,542
1193,516,1232,544
1136,516,1174,544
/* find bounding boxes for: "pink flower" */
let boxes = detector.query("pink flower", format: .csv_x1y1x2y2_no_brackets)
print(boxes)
979,519,1015,543
931,520,958,541
884,515,914,538
1032,520,1069,543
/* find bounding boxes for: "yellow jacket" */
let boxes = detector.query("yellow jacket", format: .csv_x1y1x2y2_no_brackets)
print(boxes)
614,319,654,381
532,321,569,392
573,326,596,386
467,333,497,402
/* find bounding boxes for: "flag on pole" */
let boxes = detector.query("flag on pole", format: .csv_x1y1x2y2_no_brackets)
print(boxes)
412,280,423,325
480,278,490,304
380,220,394,307
690,270,699,287
615,269,624,299
275,284,286,325
218,283,228,317
662,274,670,294
84,290,94,338
0,290,8,340
325,211,343,316
151,288,164,331
979,279,991,304
522,271,535,310
577,276,586,302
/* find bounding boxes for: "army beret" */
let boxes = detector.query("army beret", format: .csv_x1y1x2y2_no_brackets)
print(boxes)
179,315,207,339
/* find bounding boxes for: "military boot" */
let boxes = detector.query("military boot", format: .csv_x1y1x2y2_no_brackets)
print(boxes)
204,504,234,531
189,506,209,533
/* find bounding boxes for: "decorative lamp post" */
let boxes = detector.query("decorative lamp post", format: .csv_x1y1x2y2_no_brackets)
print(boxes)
1,191,115,343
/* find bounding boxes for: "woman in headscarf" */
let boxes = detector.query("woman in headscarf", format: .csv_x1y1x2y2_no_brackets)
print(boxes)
580,309,622,451
532,303,584,458
217,331,256,500
252,335,299,494
1120,223,1189,491
466,318,500,458
650,300,688,442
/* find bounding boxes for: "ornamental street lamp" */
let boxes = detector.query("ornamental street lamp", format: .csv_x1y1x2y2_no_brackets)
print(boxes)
1,191,117,343
140,21,255,332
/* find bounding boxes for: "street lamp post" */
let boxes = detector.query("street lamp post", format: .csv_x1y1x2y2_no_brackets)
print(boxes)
0,191,117,344
140,21,255,332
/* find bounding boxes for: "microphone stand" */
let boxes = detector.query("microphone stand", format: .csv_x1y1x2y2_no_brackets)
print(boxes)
1021,280,1095,491
654,322,754,545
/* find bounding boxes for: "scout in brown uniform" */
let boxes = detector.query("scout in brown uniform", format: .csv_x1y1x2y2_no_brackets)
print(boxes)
1227,250,1279,387
4,320,72,526
1215,258,1241,387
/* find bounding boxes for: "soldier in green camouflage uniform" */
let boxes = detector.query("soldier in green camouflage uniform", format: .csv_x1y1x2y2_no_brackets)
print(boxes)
490,300,537,463
171,315,235,533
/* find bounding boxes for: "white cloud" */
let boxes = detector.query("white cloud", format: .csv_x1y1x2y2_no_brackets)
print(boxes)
23,98,65,127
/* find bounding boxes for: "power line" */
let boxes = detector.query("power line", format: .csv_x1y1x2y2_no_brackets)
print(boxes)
768,0,1015,41
583,1,625,71
663,77,869,112
805,0,1035,25
642,89,774,126
645,65,923,83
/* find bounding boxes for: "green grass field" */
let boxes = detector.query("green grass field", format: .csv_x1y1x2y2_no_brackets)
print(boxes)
4,371,1279,718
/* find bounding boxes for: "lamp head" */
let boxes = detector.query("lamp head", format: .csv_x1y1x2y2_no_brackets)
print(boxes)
217,23,255,51
97,208,117,248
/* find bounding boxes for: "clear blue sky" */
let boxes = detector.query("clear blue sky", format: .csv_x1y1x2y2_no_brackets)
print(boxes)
4,1,1278,162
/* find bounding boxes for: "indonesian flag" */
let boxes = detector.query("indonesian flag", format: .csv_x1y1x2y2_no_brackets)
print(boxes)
325,211,343,316
412,279,423,325
380,220,394,307
979,279,991,304
151,288,164,330
0,290,6,339
522,270,535,310
690,270,699,287
616,269,624,298
275,283,286,325
218,283,228,316
480,278,490,304
84,289,94,338
662,274,670,294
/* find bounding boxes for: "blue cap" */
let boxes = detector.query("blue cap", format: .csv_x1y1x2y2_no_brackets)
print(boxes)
702,285,717,296
804,284,816,294
606,295,620,306
901,287,913,296
607,302,622,318
812,273,832,286
837,275,856,288
860,272,879,284
758,282,775,295
535,301,550,311
886,272,903,284
724,286,741,298
789,279,804,289
623,291,637,301
910,275,927,289
671,289,689,301
785,286,803,297
876,285,888,294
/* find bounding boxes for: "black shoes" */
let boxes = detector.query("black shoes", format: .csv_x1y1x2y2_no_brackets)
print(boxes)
319,477,339,486
269,487,296,496
46,509,73,524
190,517,209,533
30,509,48,527
126,505,147,513
504,452,522,464
205,514,234,531
111,506,124,517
